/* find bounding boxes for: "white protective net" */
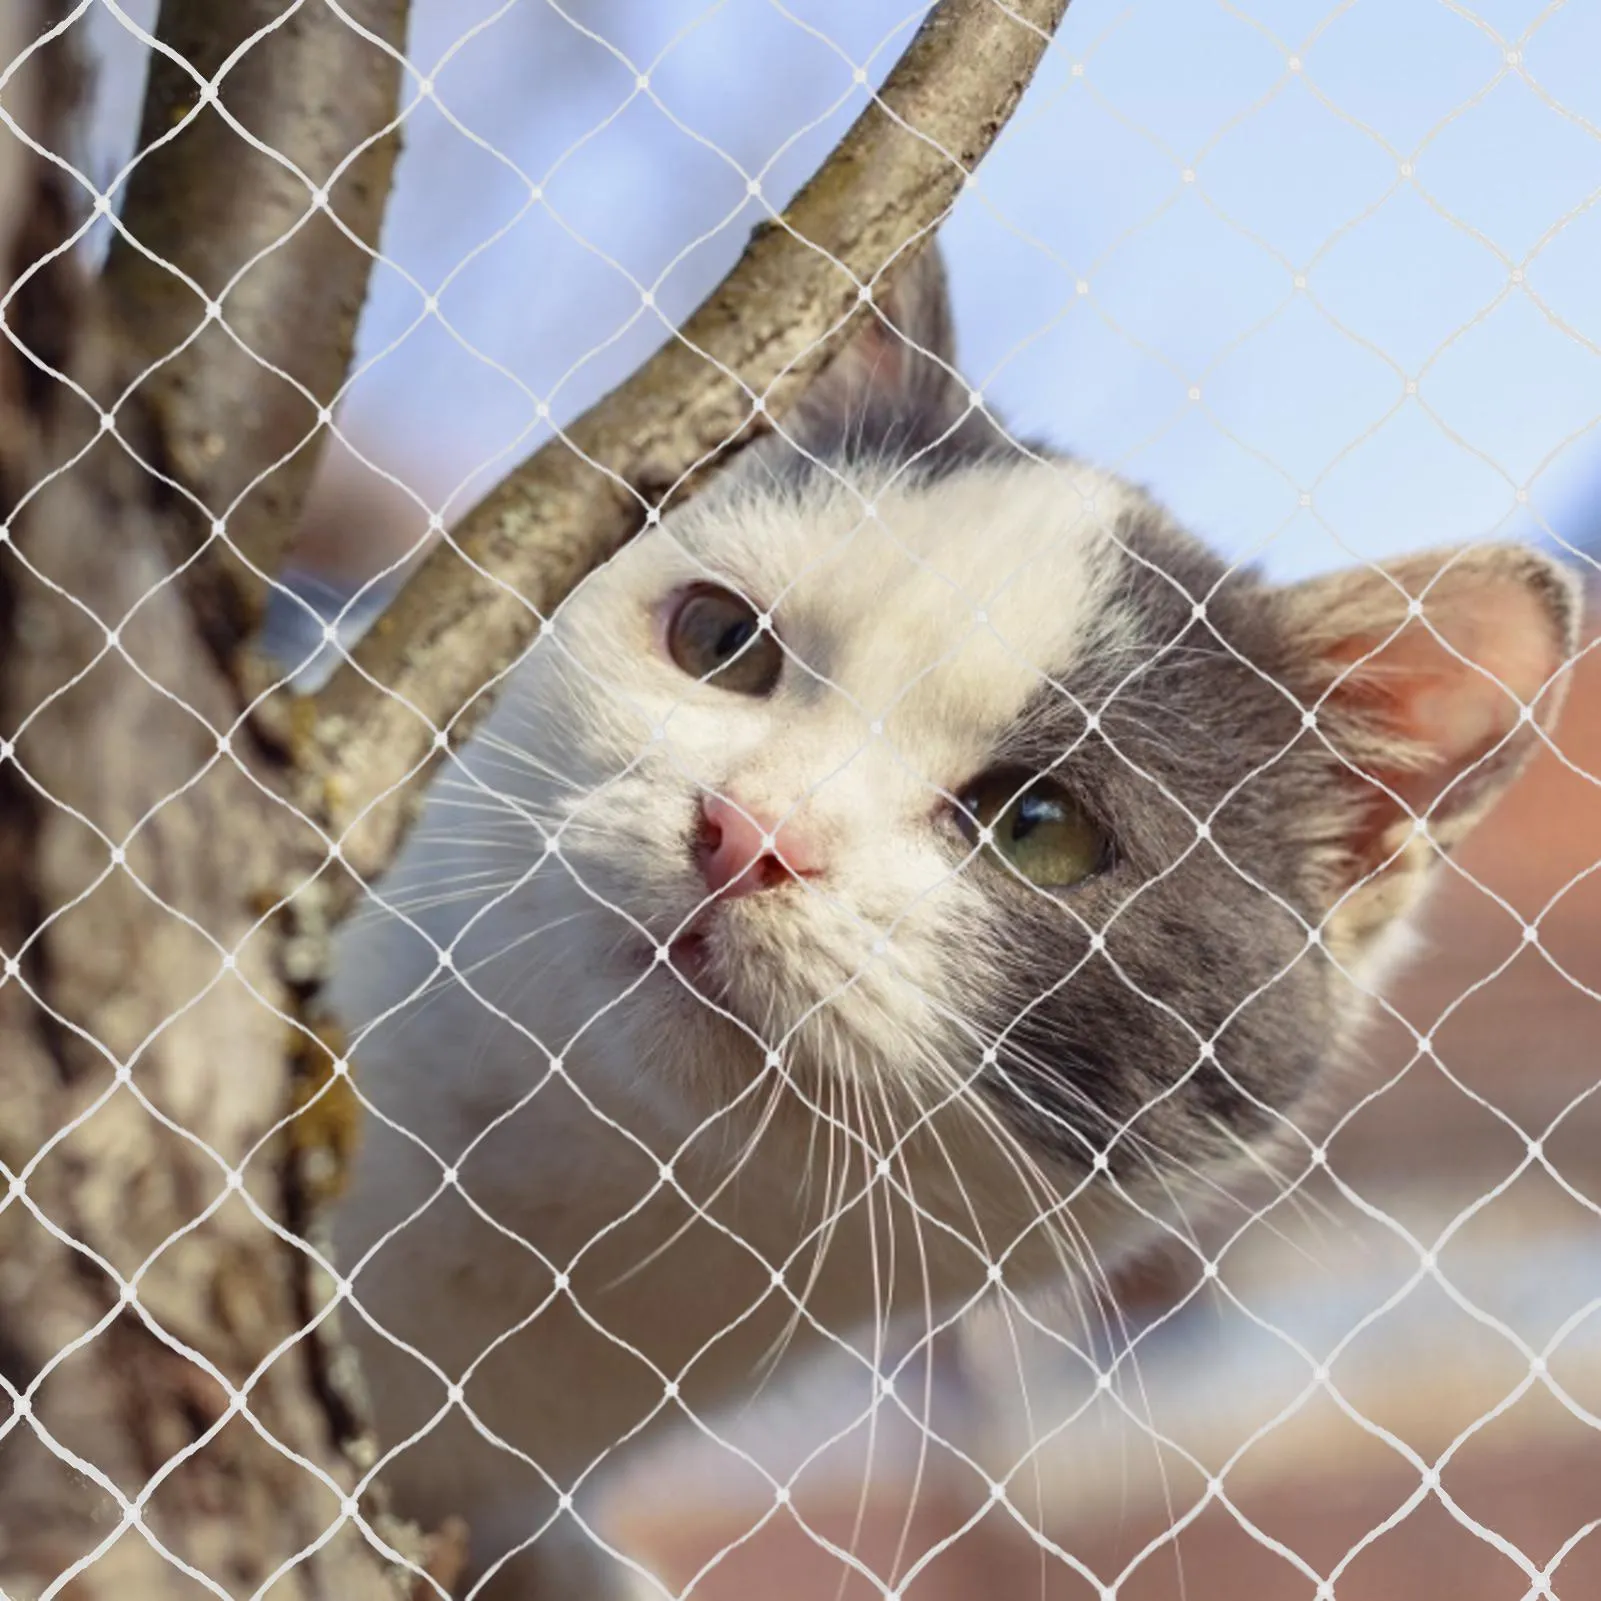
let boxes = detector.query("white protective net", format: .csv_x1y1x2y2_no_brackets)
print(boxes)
6,1,1601,1598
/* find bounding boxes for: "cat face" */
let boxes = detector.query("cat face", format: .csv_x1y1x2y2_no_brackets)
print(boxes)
454,244,1577,1230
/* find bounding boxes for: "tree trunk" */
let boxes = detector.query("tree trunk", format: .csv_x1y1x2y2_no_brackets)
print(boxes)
0,9,422,1597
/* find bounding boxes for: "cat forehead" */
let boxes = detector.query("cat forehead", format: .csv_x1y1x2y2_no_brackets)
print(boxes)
620,458,1143,718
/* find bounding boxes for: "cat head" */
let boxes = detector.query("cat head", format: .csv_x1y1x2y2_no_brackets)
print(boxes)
498,240,1578,1256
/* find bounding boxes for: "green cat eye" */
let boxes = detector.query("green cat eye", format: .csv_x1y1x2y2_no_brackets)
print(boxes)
666,585,782,697
955,769,1108,889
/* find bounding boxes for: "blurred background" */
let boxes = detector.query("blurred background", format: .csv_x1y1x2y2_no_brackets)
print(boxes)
83,1,1601,1596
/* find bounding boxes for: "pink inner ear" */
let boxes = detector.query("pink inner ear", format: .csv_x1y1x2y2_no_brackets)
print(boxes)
1325,574,1566,838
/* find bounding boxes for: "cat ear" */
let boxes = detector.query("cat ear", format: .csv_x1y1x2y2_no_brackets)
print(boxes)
1277,544,1580,958
779,238,971,456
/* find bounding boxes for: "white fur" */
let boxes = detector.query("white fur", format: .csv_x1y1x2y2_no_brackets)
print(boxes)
331,457,1143,1596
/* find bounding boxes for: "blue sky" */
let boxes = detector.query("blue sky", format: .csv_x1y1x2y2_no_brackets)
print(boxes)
86,0,1601,581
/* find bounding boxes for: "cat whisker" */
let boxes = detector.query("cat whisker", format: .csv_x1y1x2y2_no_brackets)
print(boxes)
601,1052,790,1291
1203,1114,1345,1251
881,1072,1038,1597
349,870,542,925
902,1022,1231,1599
885,1097,940,1601
893,1014,1190,1578
420,786,550,816
913,1111,1063,1600
469,732,585,791
837,1072,890,1597
349,908,604,1055
976,1012,1321,1273
916,1033,1113,1353
755,1060,865,1388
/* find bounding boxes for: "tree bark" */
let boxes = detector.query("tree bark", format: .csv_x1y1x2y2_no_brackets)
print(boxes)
103,0,409,644
0,1,1070,1594
0,8,417,1598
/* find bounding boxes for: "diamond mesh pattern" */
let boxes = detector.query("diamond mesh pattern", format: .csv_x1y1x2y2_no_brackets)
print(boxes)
3,2,1599,1599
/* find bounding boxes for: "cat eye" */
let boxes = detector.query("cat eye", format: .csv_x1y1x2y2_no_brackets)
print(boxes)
954,769,1109,890
665,585,783,697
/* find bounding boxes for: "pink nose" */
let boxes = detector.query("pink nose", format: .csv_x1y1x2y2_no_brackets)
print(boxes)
695,793,821,898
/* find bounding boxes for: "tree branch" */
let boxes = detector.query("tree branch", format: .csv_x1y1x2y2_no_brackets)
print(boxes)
303,0,1072,899
103,0,408,642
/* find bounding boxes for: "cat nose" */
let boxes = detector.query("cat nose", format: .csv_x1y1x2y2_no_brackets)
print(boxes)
695,793,822,898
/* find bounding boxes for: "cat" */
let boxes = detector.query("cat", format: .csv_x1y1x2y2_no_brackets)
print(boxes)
328,239,1578,1599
